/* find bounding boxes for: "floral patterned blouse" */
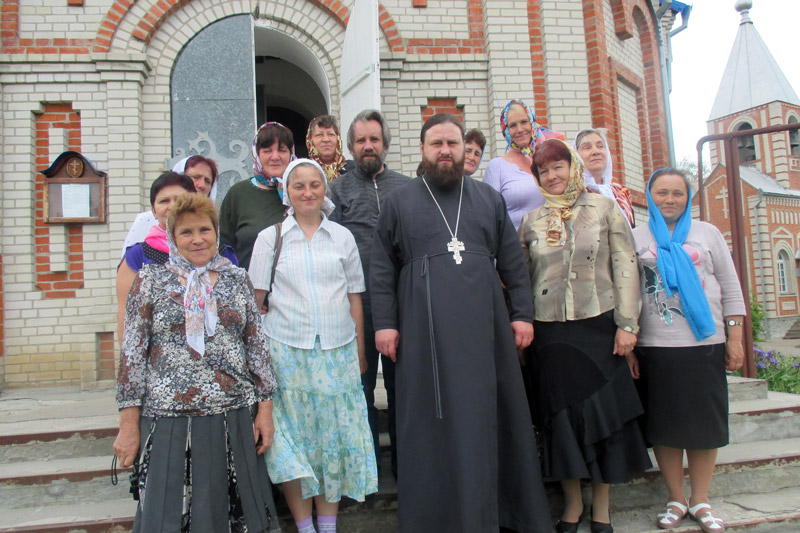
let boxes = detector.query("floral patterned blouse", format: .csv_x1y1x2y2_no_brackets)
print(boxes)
116,264,276,417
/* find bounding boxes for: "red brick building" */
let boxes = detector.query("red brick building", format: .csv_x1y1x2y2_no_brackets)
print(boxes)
701,3,800,338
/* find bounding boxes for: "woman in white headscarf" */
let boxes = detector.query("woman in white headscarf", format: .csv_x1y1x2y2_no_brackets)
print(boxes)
249,159,377,533
574,128,636,227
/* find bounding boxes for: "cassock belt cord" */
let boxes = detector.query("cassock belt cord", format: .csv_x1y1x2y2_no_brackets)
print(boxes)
414,249,492,421
421,254,443,420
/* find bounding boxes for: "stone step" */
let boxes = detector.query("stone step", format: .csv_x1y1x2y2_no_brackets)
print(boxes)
0,427,117,464
0,498,135,532
728,391,800,443
607,437,800,512
726,375,768,401
591,484,800,532
0,455,131,510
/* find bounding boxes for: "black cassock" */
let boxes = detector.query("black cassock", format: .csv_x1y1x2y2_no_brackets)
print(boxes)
370,176,550,533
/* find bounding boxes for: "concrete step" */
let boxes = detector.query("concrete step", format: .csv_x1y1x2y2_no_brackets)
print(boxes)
729,391,800,443
727,375,768,401
0,498,135,532
0,427,117,464
592,485,800,532
607,437,800,512
0,455,131,510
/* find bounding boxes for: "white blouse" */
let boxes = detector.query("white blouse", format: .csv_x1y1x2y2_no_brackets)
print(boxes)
249,215,365,350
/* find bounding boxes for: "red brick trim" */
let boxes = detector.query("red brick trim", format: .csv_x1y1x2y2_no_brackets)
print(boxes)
93,0,137,53
406,0,484,54
527,0,549,125
421,98,465,123
116,1,407,53
608,57,649,192
67,0,85,6
413,0,428,7
609,0,633,40
631,4,668,170
35,104,85,299
581,0,615,132
1,0,91,54
96,332,115,380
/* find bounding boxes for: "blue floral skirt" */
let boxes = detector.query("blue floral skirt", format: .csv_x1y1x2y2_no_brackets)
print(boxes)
266,337,378,502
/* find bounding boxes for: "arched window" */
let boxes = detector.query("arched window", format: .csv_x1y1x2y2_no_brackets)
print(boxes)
737,122,757,163
789,116,800,158
777,250,791,293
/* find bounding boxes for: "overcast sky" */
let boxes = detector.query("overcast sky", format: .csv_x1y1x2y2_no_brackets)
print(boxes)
669,0,800,164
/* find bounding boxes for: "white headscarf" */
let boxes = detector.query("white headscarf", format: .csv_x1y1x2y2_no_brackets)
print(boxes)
173,156,218,202
574,128,615,203
281,158,336,216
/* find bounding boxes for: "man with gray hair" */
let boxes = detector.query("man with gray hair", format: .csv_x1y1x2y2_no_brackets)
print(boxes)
329,109,410,481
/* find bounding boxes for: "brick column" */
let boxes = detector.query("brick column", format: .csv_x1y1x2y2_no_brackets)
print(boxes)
481,0,535,157
538,0,592,134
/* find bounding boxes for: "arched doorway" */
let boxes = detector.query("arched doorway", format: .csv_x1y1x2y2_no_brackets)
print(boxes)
169,15,330,200
254,27,329,158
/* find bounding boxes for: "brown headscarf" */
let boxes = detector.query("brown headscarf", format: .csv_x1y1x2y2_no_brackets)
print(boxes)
305,118,347,181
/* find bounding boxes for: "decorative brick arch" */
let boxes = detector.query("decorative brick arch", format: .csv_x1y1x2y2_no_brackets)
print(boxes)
93,0,404,53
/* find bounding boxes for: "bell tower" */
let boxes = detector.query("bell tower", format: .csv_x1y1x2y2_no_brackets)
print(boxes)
706,0,800,189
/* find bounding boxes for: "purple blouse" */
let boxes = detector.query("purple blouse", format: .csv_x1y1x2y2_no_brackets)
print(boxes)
121,242,239,271
482,157,545,230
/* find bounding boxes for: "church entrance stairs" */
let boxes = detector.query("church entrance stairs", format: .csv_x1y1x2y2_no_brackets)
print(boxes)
1,377,799,532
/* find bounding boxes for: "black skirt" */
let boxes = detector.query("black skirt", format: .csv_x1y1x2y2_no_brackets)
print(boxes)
634,343,729,449
529,312,652,484
132,406,281,533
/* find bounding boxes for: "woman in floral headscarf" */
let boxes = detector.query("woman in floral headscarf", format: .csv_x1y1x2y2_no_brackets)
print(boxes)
219,122,293,270
249,159,377,533
519,139,650,533
483,98,565,229
305,114,354,181
114,193,280,533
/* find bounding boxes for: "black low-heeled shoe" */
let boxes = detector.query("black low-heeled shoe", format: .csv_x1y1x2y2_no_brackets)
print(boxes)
555,519,580,533
590,505,614,533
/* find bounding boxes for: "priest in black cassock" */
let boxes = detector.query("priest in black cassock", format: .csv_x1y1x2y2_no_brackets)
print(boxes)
369,114,551,532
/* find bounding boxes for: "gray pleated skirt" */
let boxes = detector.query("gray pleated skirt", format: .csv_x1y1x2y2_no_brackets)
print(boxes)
132,405,281,533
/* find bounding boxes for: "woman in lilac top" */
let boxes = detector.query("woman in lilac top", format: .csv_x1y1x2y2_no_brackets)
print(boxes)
483,99,564,229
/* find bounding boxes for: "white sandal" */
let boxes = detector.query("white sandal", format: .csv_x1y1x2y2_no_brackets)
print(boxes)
689,502,725,532
657,500,688,529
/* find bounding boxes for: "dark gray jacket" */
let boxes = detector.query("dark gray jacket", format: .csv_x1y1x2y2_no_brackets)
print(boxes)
329,165,410,296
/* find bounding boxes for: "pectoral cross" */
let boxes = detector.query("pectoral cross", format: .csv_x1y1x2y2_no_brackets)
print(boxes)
447,237,465,265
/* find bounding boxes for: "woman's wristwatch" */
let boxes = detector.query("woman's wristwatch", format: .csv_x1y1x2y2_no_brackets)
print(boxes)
726,319,742,327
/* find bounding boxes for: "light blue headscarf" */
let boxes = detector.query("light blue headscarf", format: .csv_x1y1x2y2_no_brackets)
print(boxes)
646,170,715,341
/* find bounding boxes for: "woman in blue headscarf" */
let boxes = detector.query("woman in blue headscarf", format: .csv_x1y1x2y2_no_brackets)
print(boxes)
630,168,745,532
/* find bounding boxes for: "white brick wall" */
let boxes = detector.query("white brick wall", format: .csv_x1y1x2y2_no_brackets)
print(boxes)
618,80,645,192
539,0,592,138
1,0,669,388
18,0,109,41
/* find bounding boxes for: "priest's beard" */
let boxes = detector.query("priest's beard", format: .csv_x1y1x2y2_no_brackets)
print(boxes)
423,157,465,192
354,149,386,176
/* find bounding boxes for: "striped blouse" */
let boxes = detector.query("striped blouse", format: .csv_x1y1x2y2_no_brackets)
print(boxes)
249,215,365,350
